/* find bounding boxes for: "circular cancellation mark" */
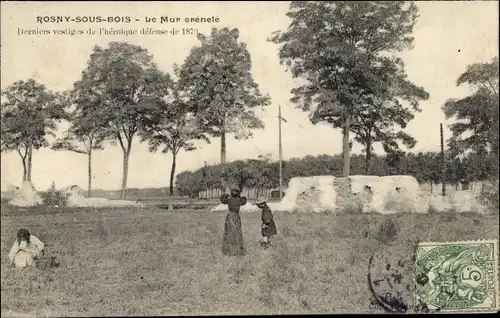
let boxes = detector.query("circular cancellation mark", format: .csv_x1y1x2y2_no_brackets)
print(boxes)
367,249,432,313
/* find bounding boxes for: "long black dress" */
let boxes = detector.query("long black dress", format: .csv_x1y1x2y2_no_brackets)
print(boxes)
221,194,247,256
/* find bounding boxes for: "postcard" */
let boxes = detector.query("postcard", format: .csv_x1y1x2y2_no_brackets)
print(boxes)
1,1,498,316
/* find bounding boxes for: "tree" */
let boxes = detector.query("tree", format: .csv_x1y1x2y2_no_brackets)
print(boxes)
221,160,255,193
405,152,427,184
446,155,466,190
421,152,441,192
139,83,209,201
461,152,493,183
176,171,201,199
201,163,223,192
74,42,172,199
248,155,278,198
269,1,420,177
1,79,67,182
351,61,429,173
384,150,405,175
177,27,271,166
220,158,276,198
442,56,499,178
174,151,471,197
51,95,108,197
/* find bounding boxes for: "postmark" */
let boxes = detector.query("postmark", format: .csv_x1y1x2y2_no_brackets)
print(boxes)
414,239,499,313
367,247,431,313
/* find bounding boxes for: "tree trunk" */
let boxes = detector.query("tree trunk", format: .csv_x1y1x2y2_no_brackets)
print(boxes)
27,145,33,182
342,115,351,177
220,130,226,165
169,152,177,196
21,156,27,182
168,152,177,210
220,121,229,193
88,148,92,198
364,143,372,175
120,141,132,200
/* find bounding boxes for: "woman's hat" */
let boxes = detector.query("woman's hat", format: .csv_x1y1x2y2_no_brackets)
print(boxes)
230,186,241,195
231,185,240,191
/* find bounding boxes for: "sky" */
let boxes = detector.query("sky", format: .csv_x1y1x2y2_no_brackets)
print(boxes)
1,1,498,191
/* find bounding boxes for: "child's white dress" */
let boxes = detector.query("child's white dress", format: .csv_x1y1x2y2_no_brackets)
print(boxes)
8,235,45,268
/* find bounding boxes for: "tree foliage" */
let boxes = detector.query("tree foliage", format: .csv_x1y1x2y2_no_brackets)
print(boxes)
175,151,484,197
269,1,420,177
139,81,210,196
443,57,499,165
51,109,107,155
351,61,429,173
220,158,277,192
443,56,499,208
51,92,109,197
73,41,173,199
176,27,271,164
1,79,67,181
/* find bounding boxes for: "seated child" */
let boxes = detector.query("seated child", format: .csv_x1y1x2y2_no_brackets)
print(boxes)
256,201,278,250
8,228,45,268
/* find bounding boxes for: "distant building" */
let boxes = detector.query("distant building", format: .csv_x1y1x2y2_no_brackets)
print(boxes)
270,189,285,199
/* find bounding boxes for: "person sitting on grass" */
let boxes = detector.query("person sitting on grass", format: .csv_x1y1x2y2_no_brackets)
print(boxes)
8,228,45,268
256,201,277,250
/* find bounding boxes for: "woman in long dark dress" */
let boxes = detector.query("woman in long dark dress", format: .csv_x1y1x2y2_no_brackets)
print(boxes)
221,187,247,256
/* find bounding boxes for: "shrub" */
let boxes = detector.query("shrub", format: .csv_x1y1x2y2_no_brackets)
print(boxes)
41,183,68,207
479,179,499,213
375,217,399,244
343,199,364,215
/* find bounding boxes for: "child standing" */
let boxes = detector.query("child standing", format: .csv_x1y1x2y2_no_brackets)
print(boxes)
256,201,277,250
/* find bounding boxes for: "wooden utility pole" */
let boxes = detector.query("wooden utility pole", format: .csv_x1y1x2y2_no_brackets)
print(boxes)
440,123,446,196
278,105,287,200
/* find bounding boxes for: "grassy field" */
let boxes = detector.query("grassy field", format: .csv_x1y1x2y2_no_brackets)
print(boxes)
1,203,498,316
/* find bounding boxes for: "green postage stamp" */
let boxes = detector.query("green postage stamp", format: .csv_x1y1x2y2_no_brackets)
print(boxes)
415,239,499,312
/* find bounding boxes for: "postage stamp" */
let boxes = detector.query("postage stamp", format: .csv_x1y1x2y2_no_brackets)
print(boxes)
414,239,499,312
